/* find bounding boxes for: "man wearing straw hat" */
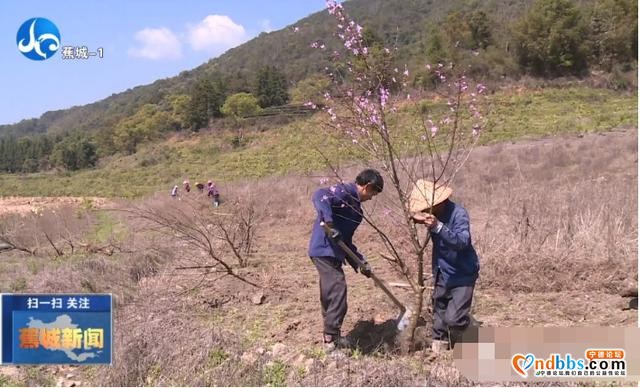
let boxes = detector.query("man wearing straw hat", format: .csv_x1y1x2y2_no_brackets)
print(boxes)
409,179,479,353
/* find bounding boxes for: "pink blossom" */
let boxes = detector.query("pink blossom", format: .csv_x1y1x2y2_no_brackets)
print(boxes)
379,87,389,107
327,108,337,121
329,185,337,193
403,68,409,77
431,126,438,136
320,177,329,184
326,0,343,15
293,26,299,32
426,64,431,70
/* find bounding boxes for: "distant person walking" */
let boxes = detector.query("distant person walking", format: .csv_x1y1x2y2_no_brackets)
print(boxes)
195,182,204,193
171,185,178,199
183,180,191,193
207,180,220,207
409,179,479,353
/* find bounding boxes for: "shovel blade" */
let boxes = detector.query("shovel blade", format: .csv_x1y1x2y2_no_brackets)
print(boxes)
396,309,412,331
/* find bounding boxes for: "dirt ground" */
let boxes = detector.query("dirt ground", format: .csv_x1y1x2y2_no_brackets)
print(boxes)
0,196,111,217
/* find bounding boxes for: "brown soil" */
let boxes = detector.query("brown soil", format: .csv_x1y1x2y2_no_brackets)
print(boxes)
0,196,111,216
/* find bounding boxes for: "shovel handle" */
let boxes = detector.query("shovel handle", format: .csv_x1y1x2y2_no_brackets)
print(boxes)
320,222,406,312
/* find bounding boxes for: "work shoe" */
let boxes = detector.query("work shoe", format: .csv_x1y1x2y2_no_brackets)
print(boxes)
323,334,352,356
430,339,450,354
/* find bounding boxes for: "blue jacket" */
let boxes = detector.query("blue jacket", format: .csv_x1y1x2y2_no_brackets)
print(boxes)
308,182,364,267
431,200,479,287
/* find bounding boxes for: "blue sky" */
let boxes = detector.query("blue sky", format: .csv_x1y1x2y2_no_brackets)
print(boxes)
0,1,327,125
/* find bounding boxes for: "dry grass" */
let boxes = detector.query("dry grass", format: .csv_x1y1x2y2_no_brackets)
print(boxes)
458,130,637,294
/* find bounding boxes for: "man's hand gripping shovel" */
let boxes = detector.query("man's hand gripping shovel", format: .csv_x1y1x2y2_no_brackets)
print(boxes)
320,222,412,332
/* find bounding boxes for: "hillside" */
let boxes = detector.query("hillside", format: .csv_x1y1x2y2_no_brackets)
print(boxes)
0,0,493,135
0,86,636,198
0,0,629,138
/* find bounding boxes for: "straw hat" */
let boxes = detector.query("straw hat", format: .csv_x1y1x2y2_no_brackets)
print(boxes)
408,179,453,213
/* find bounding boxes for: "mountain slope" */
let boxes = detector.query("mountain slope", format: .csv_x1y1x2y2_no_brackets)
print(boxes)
0,0,539,136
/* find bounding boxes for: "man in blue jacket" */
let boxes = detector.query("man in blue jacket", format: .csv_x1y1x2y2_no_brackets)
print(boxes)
409,179,479,353
308,169,383,353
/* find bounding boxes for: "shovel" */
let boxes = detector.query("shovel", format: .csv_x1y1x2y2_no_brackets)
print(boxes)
320,222,412,331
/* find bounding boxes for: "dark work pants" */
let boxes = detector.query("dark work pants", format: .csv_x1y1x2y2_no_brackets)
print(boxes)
312,256,347,336
432,274,475,343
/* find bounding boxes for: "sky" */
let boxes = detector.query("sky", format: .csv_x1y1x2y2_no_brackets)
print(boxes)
0,1,328,125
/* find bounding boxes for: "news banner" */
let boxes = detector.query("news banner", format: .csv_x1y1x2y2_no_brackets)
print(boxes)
0,294,111,364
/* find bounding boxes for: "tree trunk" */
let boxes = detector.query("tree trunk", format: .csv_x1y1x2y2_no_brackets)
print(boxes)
401,286,425,353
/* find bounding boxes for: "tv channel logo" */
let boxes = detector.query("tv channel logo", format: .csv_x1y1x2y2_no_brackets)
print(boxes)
16,18,61,60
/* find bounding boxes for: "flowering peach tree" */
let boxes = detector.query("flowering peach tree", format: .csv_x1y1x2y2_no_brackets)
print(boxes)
306,0,489,350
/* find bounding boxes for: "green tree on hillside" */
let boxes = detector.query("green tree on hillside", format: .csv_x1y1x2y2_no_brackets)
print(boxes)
290,74,332,104
225,71,252,94
255,65,289,108
443,11,475,50
112,104,177,154
165,94,191,130
0,137,19,173
425,27,450,65
50,134,97,171
221,92,262,147
468,10,492,50
221,93,262,119
513,0,589,76
187,74,227,131
587,0,638,70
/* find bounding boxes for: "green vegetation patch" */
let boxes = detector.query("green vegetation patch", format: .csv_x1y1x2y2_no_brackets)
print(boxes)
0,87,635,198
